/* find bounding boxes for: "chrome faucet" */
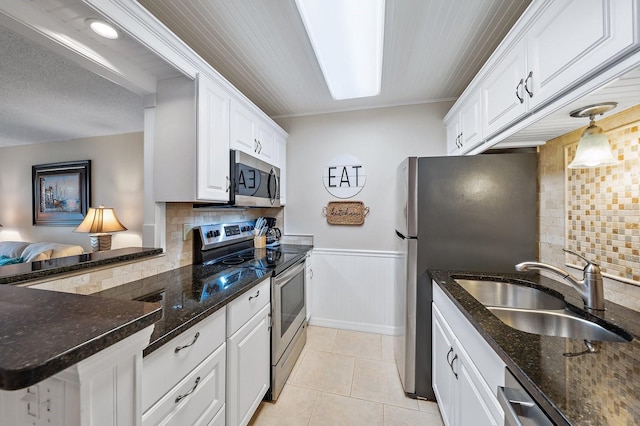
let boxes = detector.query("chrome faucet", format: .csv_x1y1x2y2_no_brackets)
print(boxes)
515,249,605,312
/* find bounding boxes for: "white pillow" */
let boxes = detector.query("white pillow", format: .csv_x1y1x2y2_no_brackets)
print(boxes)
0,241,31,259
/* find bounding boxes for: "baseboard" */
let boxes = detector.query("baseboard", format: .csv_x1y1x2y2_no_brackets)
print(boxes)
308,316,399,336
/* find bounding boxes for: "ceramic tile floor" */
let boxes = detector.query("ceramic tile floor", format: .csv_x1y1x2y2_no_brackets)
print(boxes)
249,326,444,426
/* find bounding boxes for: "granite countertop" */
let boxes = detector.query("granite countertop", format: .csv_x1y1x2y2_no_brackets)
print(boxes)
0,247,163,285
95,244,313,356
430,270,640,425
0,285,161,390
0,244,311,391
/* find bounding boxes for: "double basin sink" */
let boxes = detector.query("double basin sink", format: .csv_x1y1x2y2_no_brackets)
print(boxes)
454,278,632,343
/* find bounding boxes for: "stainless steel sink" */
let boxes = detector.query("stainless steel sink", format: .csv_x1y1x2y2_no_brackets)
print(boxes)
487,306,632,343
455,279,566,310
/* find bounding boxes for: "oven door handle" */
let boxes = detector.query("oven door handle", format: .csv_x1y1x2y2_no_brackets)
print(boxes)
273,259,306,286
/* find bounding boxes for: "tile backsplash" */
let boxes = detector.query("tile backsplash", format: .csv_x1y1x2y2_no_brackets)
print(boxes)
540,104,640,311
565,126,639,282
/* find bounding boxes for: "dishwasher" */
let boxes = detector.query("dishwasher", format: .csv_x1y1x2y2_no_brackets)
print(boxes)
498,367,554,426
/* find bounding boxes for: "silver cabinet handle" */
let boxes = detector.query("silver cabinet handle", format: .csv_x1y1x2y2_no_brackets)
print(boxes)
174,332,200,353
515,78,524,104
175,377,200,403
249,290,260,301
254,138,259,152
524,71,533,98
258,140,262,154
446,347,454,365
225,176,230,193
309,268,314,279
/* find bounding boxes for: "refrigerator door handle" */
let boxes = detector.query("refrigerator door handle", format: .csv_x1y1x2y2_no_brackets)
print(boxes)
395,230,418,240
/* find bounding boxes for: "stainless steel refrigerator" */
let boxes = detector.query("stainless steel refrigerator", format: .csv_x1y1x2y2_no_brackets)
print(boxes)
393,153,537,400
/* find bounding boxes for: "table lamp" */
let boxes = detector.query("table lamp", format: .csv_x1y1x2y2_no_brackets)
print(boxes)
74,205,127,252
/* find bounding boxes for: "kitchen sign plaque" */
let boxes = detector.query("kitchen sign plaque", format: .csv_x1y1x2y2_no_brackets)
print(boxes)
322,155,366,198
323,201,370,225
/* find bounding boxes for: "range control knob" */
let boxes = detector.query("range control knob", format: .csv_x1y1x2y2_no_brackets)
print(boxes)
213,230,220,238
206,230,213,238
241,226,247,232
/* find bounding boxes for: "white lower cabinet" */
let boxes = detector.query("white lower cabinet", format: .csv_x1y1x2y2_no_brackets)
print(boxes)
142,344,226,426
433,283,505,426
142,307,227,425
226,278,271,426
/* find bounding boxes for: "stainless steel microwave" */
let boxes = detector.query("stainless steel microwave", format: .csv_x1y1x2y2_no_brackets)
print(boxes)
230,150,280,207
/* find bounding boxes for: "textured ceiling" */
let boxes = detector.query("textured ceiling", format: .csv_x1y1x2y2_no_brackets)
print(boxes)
137,0,531,117
0,25,144,147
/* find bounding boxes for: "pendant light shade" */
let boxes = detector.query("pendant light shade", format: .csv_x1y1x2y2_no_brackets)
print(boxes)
567,103,619,169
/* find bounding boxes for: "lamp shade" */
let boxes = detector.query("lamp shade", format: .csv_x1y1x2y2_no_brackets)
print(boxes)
568,123,618,169
74,205,127,234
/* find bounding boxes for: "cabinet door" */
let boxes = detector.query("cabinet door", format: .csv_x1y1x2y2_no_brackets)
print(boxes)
230,100,258,155
527,0,636,110
459,91,483,153
226,304,271,426
256,121,276,163
482,38,527,136
455,342,502,426
197,73,231,201
446,116,461,155
432,304,456,426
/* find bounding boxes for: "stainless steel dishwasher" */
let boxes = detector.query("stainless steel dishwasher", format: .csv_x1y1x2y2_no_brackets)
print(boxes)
498,367,553,426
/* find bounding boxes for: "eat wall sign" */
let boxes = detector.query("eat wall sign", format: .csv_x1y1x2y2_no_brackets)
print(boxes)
322,155,367,199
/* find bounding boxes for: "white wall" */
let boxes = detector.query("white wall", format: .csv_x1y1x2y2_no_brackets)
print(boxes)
0,133,144,251
276,102,453,251
277,102,453,334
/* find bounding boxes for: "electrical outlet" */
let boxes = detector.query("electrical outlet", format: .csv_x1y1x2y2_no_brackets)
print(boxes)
183,224,195,241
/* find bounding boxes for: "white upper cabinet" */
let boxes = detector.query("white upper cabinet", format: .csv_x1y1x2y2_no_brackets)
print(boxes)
197,74,231,201
526,0,636,110
482,38,528,137
154,74,231,202
449,0,640,152
447,89,483,155
231,100,277,164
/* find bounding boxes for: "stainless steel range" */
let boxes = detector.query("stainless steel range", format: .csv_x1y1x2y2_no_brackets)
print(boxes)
193,221,307,401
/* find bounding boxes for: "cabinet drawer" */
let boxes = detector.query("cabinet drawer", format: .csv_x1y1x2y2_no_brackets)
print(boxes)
143,307,226,411
227,277,271,336
143,342,226,426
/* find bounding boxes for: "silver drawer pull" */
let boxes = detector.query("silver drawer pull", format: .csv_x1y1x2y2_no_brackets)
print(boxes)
174,332,200,353
175,377,200,403
249,290,260,301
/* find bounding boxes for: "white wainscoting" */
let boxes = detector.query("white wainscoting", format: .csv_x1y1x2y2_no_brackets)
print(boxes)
309,248,402,336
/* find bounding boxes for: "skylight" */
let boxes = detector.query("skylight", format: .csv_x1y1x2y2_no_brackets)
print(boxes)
295,0,385,100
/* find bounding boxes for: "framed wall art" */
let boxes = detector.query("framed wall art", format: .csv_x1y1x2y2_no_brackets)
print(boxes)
32,160,91,226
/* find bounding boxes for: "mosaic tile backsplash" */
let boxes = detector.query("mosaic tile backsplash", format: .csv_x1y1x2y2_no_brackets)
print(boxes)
564,119,640,283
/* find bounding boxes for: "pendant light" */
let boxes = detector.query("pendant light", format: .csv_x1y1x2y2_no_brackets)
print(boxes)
567,102,619,169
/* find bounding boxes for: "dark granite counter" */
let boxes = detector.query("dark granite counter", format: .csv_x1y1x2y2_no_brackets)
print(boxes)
0,247,163,285
0,244,311,391
0,285,161,390
95,244,313,356
431,270,640,425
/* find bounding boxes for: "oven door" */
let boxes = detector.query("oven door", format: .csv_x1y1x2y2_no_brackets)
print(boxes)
231,150,280,207
272,259,306,363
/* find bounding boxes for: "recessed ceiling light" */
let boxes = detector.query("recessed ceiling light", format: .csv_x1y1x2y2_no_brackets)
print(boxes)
86,18,119,40
295,0,385,100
